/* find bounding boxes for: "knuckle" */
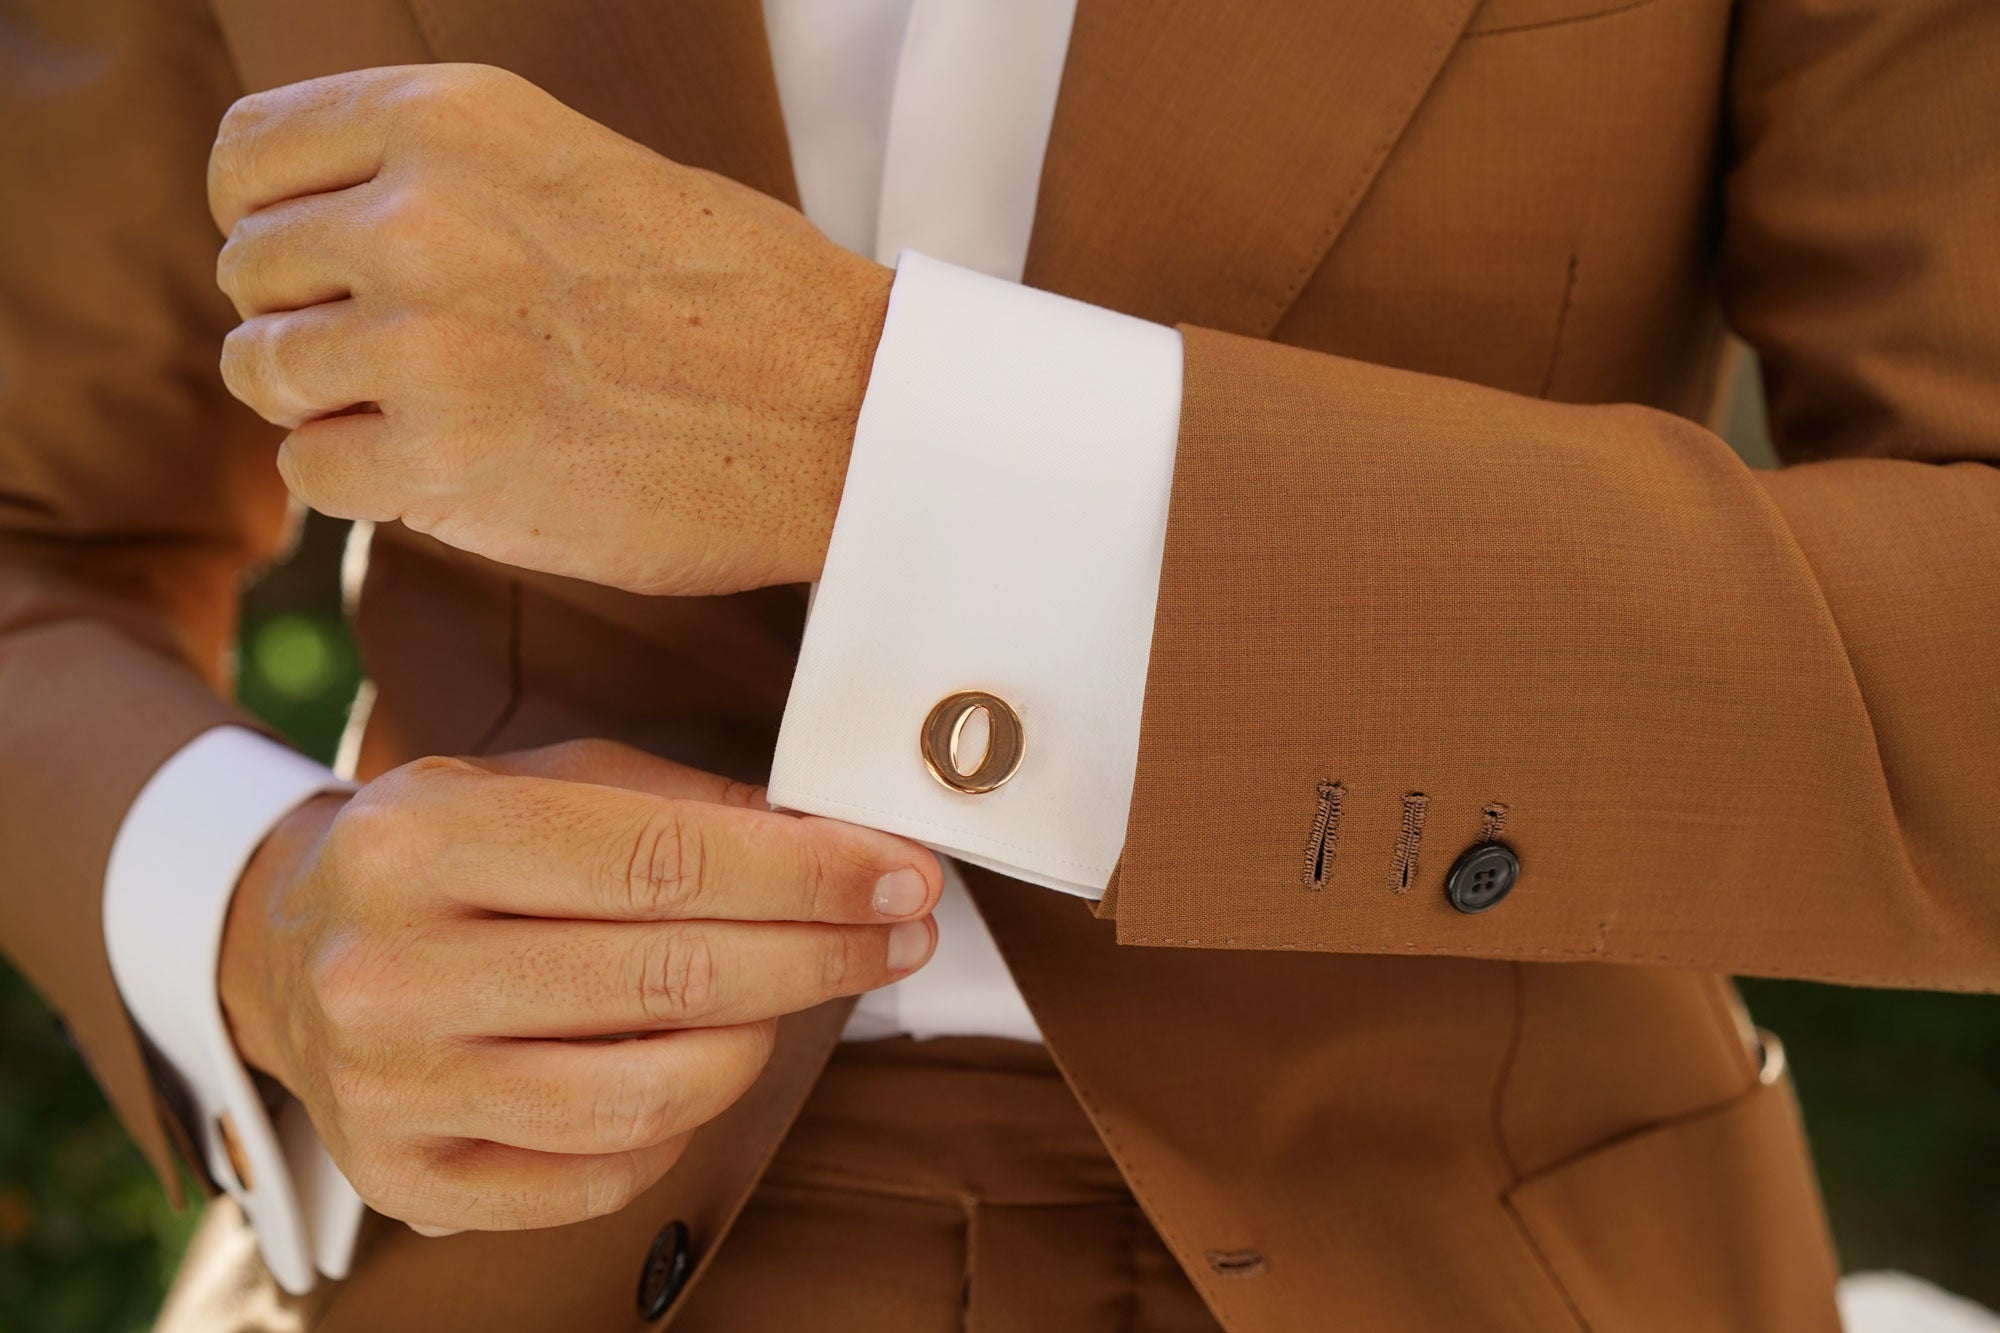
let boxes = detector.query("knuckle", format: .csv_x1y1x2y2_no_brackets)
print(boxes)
512,738,639,787
340,1149,412,1216
590,1064,673,1153
214,231,255,303
372,755,480,825
716,779,767,811
348,758,484,870
321,792,414,885
579,1153,646,1220
536,737,598,768
743,1019,779,1071
397,753,480,787
817,927,874,998
217,323,263,402
390,65,496,140
432,63,519,105
376,185,442,247
213,96,257,152
372,203,455,295
370,1147,464,1227
208,97,265,198
218,88,277,140
550,737,630,770
638,929,718,1023
322,1056,395,1122
312,943,405,1039
327,792,383,860
259,317,311,389
619,809,702,917
415,64,480,107
798,842,835,923
274,440,314,503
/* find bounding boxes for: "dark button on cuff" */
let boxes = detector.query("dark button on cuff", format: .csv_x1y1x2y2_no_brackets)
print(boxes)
637,1219,692,1319
1444,842,1518,914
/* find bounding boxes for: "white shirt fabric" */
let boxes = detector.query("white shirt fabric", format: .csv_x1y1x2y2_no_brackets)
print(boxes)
103,729,364,1294
101,0,1183,1291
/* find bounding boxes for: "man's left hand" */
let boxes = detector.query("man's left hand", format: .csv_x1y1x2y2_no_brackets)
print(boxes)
210,63,890,596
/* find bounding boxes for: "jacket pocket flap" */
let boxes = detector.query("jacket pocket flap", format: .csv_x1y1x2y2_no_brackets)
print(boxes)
1504,1034,1841,1332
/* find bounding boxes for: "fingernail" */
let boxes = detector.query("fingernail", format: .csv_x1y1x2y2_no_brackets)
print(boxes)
872,868,929,919
886,919,932,972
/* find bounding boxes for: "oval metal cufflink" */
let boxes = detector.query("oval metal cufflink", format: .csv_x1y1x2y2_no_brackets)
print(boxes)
920,690,1025,794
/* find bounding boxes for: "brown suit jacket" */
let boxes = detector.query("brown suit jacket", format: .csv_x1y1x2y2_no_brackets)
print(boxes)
4,0,1997,1328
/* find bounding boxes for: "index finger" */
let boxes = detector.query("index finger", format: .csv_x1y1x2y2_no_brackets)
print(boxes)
435,773,944,926
208,66,418,232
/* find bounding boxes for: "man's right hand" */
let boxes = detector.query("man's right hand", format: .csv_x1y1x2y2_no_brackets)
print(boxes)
217,739,940,1234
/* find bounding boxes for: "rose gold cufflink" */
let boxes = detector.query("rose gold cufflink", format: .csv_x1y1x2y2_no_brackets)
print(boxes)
921,690,1024,794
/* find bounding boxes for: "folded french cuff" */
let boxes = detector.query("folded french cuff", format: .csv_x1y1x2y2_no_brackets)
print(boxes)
102,726,362,1295
770,252,1184,899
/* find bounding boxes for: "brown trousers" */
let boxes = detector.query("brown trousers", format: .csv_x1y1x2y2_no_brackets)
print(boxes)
158,1038,1222,1332
680,1038,1220,1331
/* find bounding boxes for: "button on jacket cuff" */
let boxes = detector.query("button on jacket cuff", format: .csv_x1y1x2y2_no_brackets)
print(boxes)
102,726,362,1294
770,251,1183,898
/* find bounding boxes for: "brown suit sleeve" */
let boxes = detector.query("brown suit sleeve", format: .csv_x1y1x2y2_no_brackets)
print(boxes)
1114,0,2000,992
0,0,291,1192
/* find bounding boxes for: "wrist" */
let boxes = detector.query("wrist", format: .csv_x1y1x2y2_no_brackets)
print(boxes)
786,256,893,585
219,792,346,1086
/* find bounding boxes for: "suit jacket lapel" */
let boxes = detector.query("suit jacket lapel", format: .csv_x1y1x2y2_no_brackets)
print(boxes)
228,0,1471,335
404,0,799,206
1026,0,1483,335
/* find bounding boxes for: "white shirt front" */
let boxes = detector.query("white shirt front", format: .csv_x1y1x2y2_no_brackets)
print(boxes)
103,0,1183,1291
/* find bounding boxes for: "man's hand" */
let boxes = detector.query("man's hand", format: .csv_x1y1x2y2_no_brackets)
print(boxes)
218,740,939,1233
208,64,891,596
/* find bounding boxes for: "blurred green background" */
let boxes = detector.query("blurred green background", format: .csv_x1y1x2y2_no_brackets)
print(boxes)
1,360,1996,1331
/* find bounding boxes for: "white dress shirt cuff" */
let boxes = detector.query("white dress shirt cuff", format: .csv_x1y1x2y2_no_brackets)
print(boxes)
102,726,362,1295
770,252,1183,898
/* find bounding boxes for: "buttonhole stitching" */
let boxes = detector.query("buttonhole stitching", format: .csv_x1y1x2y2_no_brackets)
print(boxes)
1390,792,1429,893
1301,780,1345,889
1479,801,1509,844
1205,1248,1269,1278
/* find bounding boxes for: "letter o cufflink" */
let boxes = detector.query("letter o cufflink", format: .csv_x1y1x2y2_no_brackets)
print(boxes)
921,691,1024,794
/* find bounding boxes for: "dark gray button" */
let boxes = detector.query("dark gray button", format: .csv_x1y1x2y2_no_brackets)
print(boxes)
1445,842,1518,913
637,1219,692,1319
